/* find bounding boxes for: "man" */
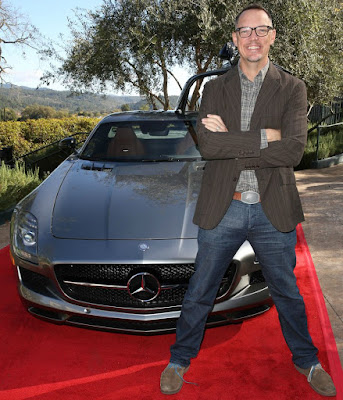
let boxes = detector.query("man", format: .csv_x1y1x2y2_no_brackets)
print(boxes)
160,3,336,397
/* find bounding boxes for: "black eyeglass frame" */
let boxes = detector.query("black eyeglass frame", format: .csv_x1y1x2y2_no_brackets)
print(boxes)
235,25,274,38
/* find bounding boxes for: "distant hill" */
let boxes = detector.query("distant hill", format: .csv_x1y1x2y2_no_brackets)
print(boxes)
0,84,179,113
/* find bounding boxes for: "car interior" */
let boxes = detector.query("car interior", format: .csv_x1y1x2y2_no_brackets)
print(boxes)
81,121,200,160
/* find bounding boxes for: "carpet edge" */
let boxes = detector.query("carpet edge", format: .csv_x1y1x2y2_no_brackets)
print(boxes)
297,224,343,397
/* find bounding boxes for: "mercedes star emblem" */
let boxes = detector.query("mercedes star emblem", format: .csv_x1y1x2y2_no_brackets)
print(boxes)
127,272,161,302
138,243,149,252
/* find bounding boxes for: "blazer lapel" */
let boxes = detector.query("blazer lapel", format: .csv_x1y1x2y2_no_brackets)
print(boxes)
222,67,241,130
250,63,281,129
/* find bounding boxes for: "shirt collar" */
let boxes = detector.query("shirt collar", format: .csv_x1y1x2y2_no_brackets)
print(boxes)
238,59,270,83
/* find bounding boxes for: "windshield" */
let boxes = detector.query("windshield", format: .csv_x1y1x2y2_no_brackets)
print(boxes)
80,119,201,161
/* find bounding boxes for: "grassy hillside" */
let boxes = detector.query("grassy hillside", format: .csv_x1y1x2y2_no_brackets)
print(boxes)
0,85,180,114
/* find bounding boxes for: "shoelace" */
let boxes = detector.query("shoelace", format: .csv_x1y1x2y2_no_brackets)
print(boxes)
307,363,323,383
167,363,198,386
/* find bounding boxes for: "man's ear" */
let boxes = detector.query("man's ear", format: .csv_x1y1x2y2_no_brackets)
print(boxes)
232,31,238,47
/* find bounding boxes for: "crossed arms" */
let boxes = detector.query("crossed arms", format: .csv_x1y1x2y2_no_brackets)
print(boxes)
196,78,308,169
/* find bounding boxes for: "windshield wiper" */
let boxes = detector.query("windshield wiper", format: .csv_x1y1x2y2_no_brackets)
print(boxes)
79,155,104,161
157,155,202,161
79,155,201,162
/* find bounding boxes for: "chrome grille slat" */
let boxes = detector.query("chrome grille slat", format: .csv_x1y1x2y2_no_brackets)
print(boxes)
63,280,127,290
62,280,182,290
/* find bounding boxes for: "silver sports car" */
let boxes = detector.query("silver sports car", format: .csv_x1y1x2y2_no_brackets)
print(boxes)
10,72,273,334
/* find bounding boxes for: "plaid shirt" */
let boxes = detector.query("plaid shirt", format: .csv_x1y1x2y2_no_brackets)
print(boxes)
235,60,269,193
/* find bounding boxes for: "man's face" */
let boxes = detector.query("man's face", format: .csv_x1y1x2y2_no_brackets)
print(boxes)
232,9,276,66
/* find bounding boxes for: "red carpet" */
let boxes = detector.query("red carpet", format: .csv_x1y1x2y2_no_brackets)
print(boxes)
0,225,342,400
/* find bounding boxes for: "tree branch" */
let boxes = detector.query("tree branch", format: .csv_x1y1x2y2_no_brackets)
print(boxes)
126,60,166,109
154,60,183,91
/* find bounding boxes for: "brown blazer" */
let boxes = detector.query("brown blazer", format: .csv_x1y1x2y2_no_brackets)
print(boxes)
193,63,308,233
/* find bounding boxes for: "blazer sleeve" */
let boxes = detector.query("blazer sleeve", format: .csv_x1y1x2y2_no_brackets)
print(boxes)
196,80,261,159
243,79,308,169
246,80,307,169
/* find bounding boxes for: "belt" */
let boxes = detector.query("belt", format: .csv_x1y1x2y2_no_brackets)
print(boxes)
233,191,261,204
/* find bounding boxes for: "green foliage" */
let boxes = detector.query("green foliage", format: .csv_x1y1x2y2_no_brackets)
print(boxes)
0,117,98,158
121,104,131,112
45,0,182,110
20,104,72,120
0,162,42,212
298,124,343,169
0,107,18,121
266,0,343,106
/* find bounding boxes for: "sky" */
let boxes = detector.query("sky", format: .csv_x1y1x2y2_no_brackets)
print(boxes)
2,0,186,95
3,0,106,91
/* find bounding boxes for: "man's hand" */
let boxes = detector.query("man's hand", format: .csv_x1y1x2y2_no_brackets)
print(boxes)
201,114,228,132
265,128,281,142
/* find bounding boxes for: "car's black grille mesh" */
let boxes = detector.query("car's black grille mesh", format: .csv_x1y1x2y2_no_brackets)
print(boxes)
54,263,194,308
19,267,52,296
54,263,236,309
250,270,266,285
55,263,195,286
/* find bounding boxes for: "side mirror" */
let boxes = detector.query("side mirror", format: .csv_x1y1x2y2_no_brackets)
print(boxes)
59,137,77,152
219,42,238,65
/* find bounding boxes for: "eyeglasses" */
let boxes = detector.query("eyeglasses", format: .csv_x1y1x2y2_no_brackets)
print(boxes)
235,25,273,38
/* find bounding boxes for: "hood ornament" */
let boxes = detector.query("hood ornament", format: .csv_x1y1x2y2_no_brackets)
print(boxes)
138,243,149,252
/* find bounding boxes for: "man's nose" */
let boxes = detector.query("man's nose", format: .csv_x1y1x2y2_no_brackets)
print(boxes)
251,30,259,39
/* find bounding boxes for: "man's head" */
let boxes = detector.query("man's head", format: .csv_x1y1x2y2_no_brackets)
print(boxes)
232,4,276,68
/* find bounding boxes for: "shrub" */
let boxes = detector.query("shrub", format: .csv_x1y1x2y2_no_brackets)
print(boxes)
21,104,57,120
0,117,98,158
298,124,343,169
0,162,42,212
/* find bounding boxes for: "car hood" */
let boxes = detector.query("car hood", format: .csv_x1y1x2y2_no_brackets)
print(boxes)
52,160,203,240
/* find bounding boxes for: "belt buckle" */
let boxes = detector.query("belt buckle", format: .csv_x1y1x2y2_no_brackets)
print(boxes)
241,191,260,204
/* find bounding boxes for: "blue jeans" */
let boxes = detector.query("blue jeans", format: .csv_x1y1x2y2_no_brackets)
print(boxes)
170,200,318,369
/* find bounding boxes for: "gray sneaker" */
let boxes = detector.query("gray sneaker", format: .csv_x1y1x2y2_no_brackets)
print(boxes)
294,363,336,397
160,363,190,395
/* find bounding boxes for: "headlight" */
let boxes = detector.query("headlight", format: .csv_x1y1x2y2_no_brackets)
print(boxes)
12,209,38,264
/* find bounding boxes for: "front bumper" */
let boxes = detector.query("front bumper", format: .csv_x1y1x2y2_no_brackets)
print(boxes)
17,265,272,334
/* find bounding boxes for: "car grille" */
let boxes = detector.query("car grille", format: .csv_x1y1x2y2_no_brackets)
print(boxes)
54,263,237,309
19,267,53,297
250,270,265,285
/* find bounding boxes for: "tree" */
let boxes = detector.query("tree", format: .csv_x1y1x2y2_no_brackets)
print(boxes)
21,104,56,120
121,104,131,112
176,0,343,107
0,0,39,80
44,0,342,109
42,0,239,110
42,0,181,110
0,106,17,121
265,0,343,108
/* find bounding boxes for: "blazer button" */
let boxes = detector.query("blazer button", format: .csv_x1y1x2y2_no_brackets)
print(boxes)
233,177,237,182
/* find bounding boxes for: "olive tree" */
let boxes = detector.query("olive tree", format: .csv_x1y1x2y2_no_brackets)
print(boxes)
43,0,181,110
266,0,343,107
